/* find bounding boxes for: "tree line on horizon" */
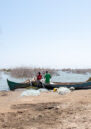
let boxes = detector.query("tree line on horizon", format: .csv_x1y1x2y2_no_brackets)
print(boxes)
0,67,58,78
62,68,91,74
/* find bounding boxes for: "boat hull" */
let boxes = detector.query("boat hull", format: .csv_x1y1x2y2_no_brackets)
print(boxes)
7,79,30,90
44,82,91,90
32,81,91,90
7,79,91,90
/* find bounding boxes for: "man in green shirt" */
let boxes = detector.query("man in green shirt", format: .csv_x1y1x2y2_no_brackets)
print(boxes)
44,71,51,84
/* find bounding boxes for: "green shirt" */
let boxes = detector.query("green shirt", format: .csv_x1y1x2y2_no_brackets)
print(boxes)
44,73,51,83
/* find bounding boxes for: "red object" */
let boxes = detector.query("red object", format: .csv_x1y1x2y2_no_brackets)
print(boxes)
37,74,42,80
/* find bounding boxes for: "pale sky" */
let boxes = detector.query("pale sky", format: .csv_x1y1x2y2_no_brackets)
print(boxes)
0,0,91,69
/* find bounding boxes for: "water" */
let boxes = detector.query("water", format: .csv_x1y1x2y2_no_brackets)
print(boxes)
0,71,91,91
0,72,28,91
51,71,91,82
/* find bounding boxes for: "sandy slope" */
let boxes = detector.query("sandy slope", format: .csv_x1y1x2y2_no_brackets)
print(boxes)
0,89,91,129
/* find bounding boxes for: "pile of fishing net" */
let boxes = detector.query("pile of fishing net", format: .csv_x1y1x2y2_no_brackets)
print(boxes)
21,88,48,96
54,87,75,95
57,87,71,95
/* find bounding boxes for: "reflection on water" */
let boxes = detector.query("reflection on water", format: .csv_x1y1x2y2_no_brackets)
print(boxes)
0,71,91,91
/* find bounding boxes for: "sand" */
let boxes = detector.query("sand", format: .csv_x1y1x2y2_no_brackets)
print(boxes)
0,89,91,129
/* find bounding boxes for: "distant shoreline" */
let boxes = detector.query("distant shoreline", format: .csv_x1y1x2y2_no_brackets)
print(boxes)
1,67,91,76
62,68,91,74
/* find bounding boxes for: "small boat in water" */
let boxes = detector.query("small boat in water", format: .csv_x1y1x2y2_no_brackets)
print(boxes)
44,82,91,90
7,79,91,90
7,79,30,90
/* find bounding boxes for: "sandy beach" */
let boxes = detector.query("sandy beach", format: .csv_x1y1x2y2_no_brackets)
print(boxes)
0,89,91,129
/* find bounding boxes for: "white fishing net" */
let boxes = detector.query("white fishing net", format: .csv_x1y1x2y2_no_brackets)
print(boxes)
21,89,40,96
57,87,71,95
21,88,48,96
39,88,48,92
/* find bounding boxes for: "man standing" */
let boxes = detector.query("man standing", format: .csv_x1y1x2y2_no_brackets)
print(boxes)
37,72,42,81
44,71,51,84
36,72,42,88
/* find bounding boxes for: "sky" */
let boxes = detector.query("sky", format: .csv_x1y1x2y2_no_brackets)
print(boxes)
0,0,91,69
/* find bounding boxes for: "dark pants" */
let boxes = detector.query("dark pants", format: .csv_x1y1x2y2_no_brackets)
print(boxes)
37,80,43,88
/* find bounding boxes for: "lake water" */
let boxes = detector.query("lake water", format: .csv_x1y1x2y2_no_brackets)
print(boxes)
0,71,91,91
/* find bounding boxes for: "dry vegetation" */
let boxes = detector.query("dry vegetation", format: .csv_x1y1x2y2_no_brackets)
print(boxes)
62,68,91,74
9,67,58,78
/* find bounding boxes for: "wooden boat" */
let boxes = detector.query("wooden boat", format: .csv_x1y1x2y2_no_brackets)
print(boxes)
44,82,91,90
7,79,30,90
7,79,91,90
